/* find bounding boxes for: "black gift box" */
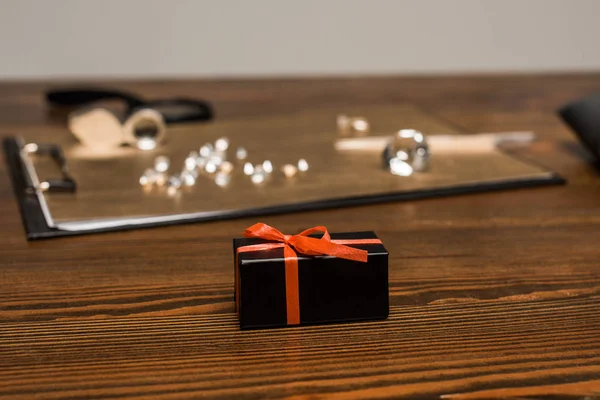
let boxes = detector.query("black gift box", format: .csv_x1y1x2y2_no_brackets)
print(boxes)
233,231,389,329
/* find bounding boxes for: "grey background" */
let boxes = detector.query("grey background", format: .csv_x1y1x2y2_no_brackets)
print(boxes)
0,0,598,79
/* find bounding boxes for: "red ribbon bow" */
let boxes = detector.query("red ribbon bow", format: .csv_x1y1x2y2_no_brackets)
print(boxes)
236,223,381,325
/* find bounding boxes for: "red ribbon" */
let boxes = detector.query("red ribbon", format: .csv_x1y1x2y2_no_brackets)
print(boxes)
236,223,382,325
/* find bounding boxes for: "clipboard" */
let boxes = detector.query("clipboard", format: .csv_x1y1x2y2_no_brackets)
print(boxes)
3,105,565,240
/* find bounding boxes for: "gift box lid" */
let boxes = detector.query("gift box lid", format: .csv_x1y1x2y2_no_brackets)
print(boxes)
234,231,388,263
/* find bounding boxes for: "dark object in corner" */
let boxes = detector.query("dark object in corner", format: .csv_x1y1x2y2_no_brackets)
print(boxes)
559,93,600,163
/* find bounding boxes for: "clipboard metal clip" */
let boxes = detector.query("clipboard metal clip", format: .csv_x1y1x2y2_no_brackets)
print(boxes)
19,139,77,193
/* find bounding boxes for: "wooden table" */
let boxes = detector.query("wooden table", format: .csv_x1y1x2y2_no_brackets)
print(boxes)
1,75,599,399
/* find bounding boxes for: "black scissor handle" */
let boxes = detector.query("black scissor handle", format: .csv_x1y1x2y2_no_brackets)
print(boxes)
140,97,213,124
46,89,144,110
46,88,214,125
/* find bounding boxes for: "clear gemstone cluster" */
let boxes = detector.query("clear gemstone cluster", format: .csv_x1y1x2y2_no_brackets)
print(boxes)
139,137,309,194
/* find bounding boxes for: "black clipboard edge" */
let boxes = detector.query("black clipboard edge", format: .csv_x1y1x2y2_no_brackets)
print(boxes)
3,136,63,239
3,135,566,240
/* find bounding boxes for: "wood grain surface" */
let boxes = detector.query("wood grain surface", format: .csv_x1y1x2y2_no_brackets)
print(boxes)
1,74,600,399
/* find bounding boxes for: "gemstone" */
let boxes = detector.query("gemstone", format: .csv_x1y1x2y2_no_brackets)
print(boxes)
199,143,214,157
139,168,157,186
389,157,413,176
138,177,148,186
154,156,170,173
382,129,429,172
220,161,234,174
155,172,167,186
184,151,199,171
205,160,218,174
209,151,225,166
215,137,230,152
236,147,248,160
297,159,309,172
181,170,196,186
243,162,254,176
195,156,207,168
167,186,178,197
337,115,369,135
215,172,231,187
281,164,297,178
337,114,350,133
352,118,369,132
251,171,266,184
262,160,273,174
167,175,182,189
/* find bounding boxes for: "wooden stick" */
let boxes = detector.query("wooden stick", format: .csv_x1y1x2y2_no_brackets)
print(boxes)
334,131,536,153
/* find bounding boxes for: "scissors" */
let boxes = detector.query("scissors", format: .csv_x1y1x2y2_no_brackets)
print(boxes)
46,88,214,150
